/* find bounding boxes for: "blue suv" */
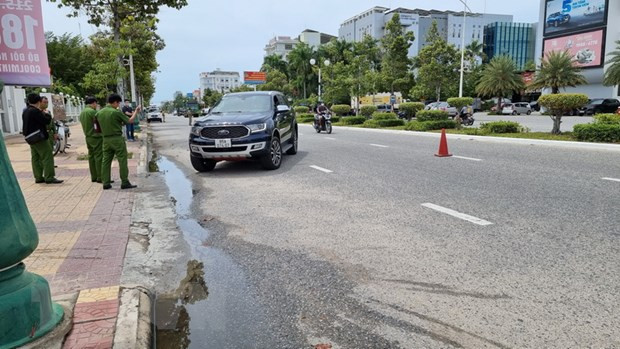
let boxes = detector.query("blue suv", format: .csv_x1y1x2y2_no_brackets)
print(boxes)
546,12,570,27
189,91,298,171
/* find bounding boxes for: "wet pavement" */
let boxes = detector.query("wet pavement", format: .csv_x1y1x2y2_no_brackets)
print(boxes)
154,157,277,348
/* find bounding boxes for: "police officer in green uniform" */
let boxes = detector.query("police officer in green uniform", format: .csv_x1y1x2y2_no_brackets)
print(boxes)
22,93,63,184
97,93,140,190
40,96,57,152
79,97,104,183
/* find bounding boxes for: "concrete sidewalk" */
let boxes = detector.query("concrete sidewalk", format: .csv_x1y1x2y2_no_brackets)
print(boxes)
6,124,143,349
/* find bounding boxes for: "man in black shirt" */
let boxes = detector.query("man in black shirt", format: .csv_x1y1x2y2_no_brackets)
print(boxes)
122,99,135,141
22,93,63,184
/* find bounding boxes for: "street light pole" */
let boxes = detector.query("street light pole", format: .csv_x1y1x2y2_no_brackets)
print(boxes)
310,58,330,102
458,0,471,98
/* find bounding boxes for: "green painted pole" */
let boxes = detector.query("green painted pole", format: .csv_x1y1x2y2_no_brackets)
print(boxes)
0,80,63,348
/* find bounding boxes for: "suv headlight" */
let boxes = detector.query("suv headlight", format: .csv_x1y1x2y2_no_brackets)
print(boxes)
247,123,267,133
190,126,203,136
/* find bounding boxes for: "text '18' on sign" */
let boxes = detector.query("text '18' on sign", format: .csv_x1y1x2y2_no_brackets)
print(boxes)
0,0,51,86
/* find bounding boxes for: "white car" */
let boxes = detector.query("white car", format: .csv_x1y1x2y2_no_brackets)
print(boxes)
502,102,532,115
147,108,163,123
425,101,458,118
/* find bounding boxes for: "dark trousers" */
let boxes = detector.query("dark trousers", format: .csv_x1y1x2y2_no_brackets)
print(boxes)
126,123,135,140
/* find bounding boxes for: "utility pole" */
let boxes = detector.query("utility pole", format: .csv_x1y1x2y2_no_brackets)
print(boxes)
129,39,137,103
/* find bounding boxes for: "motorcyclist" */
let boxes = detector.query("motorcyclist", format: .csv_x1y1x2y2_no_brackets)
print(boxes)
314,102,330,128
459,105,473,120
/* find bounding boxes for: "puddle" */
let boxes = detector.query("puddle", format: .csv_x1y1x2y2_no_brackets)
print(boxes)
155,156,272,348
148,150,160,173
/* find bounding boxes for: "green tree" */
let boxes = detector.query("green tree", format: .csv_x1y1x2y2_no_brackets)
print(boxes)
261,54,288,77
412,21,459,101
174,91,188,110
259,70,293,96
465,40,486,65
45,32,95,95
604,41,620,87
538,93,589,134
229,85,255,93
476,56,525,111
322,61,352,105
81,32,124,100
348,35,381,114
48,0,187,96
530,50,586,94
380,13,415,94
287,42,314,99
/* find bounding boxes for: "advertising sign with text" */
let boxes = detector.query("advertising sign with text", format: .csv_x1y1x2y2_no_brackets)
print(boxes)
544,0,608,37
0,0,51,86
543,29,604,68
244,71,266,85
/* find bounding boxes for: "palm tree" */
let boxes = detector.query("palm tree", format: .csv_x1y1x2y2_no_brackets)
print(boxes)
530,50,586,94
261,54,288,78
465,40,487,64
603,40,620,87
287,42,314,99
476,56,525,111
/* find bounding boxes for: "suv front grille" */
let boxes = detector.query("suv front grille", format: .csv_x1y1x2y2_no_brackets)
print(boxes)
200,126,249,139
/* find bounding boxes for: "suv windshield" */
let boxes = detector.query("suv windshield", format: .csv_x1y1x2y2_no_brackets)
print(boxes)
211,94,272,113
590,99,604,105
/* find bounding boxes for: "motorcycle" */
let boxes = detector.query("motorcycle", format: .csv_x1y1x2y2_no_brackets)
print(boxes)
314,112,332,134
460,113,475,126
53,120,71,156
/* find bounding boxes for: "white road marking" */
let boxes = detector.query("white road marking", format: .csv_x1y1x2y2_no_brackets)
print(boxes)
453,155,483,162
369,143,389,148
421,203,493,226
325,137,336,140
310,165,333,173
602,177,620,183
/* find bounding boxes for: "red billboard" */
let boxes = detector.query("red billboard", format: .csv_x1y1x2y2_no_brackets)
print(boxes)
543,29,604,68
0,0,51,86
244,71,266,85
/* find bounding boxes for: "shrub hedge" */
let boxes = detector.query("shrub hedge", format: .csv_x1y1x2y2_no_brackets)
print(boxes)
296,113,315,123
399,102,425,119
538,93,589,115
593,113,620,125
480,121,521,133
573,123,620,143
341,116,366,125
360,105,378,117
415,110,449,122
377,119,405,127
405,120,456,131
294,106,309,113
362,119,380,128
331,104,351,116
372,112,398,120
447,97,474,110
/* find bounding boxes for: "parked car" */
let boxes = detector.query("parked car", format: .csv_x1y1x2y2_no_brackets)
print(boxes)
189,91,297,172
529,101,540,111
489,98,512,112
502,102,532,115
147,108,163,123
376,104,395,113
425,101,458,118
579,98,620,115
546,12,570,27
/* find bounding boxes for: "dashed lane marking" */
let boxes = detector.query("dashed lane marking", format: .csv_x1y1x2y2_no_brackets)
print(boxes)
369,144,389,148
602,177,620,182
453,155,483,162
421,203,493,226
325,137,336,140
310,165,333,173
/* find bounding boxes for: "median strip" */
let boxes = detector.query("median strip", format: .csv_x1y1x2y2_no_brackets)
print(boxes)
602,177,620,183
310,165,333,173
453,155,483,162
421,203,493,226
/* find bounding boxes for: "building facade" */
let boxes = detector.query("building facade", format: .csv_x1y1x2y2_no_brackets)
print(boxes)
199,70,241,93
484,22,536,71
299,29,337,49
339,7,513,58
264,36,299,60
536,0,620,98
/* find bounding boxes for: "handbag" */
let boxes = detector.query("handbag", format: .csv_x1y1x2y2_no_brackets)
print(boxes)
93,116,102,134
24,129,46,145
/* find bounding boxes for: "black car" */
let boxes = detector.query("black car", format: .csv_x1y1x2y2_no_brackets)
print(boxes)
189,91,298,171
579,98,620,115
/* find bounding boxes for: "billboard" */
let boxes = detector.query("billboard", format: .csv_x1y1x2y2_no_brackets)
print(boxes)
543,29,604,68
244,71,266,85
0,0,51,86
544,0,608,37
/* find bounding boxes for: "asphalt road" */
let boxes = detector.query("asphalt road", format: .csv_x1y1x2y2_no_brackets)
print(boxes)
472,112,593,132
135,115,620,348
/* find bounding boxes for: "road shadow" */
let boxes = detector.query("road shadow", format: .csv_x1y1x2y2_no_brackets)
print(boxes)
193,150,309,178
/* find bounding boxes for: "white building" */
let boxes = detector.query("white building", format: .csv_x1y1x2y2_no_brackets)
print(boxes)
0,86,26,135
199,70,241,93
264,36,299,60
339,7,512,58
535,0,620,98
299,29,337,49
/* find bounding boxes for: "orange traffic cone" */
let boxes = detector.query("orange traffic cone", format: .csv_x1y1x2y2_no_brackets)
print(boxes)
435,128,452,157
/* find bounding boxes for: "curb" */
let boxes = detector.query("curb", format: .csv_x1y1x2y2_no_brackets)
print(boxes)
302,124,620,152
112,286,153,349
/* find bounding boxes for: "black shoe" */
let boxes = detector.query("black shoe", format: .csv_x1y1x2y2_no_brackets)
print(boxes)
35,179,45,184
54,165,58,168
103,184,112,190
95,180,114,184
121,183,137,189
46,178,63,184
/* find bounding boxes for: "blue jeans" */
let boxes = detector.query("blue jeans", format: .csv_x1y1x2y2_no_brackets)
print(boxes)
126,123,135,140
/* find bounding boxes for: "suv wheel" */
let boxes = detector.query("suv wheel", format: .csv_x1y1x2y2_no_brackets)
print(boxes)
261,136,282,170
286,129,298,155
191,156,216,172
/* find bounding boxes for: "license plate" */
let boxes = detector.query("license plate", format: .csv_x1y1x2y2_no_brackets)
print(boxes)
215,139,232,148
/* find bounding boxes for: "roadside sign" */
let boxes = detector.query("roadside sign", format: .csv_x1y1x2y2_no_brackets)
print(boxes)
244,71,266,85
0,0,51,86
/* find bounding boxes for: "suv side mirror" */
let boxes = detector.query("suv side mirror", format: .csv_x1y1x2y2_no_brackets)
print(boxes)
276,105,290,113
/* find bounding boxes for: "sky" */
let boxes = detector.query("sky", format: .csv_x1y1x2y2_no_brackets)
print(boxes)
40,0,541,103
